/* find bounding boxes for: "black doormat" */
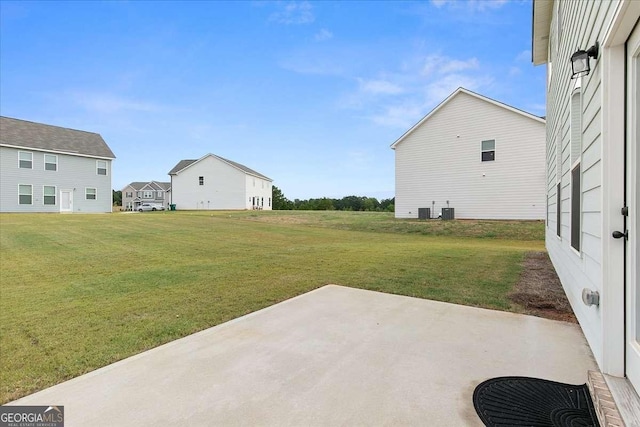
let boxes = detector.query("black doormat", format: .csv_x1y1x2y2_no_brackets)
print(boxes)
473,376,600,426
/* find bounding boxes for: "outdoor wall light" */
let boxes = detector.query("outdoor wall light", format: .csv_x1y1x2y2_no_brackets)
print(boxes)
570,42,599,79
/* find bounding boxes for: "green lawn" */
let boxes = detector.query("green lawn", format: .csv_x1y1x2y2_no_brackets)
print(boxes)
0,211,544,403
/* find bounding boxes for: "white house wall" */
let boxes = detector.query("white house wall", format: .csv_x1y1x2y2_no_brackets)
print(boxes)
171,156,247,210
544,0,618,369
394,91,546,220
245,175,273,210
0,146,113,213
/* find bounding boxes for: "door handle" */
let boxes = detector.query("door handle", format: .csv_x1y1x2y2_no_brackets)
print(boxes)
612,230,628,240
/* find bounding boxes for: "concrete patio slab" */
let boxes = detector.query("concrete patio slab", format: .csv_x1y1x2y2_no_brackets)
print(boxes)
9,285,597,426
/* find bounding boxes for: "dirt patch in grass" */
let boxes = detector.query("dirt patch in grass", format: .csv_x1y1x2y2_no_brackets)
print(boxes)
510,252,577,323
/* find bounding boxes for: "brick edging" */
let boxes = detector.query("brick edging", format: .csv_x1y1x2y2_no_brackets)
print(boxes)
588,370,625,426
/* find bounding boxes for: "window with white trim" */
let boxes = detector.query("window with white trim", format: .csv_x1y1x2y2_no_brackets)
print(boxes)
19,151,33,169
157,190,163,198
481,140,495,162
43,185,56,205
44,154,57,171
143,191,153,199
86,188,97,200
19,184,32,204
199,176,204,186
97,160,107,176
126,192,133,198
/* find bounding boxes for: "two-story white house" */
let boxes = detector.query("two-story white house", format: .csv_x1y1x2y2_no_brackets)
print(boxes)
391,88,546,220
168,153,273,210
122,181,171,211
533,0,640,421
0,116,116,213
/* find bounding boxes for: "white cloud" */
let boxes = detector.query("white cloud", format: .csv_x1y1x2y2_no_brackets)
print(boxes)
422,55,479,76
360,59,493,129
508,66,521,76
314,28,333,41
430,0,508,12
358,78,404,95
515,49,531,62
369,102,425,129
269,1,314,25
439,57,479,74
425,73,493,103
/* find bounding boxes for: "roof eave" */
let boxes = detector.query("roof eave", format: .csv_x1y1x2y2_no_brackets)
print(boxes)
532,0,552,66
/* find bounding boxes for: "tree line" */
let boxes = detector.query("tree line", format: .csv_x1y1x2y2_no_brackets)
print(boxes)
112,187,395,212
272,185,394,212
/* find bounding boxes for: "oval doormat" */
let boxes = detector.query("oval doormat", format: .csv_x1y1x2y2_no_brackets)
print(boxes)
473,376,600,426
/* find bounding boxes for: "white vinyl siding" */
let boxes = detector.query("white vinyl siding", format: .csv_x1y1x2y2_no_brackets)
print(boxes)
1,147,113,213
544,0,618,368
394,91,546,220
171,155,272,211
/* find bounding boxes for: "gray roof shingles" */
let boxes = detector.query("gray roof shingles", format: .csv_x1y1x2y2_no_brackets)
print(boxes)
0,116,115,158
124,181,171,191
168,154,271,181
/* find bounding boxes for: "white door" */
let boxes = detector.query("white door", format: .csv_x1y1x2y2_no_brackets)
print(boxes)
626,21,640,392
60,190,73,213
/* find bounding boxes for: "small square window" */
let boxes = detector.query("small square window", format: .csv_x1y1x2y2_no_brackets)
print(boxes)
199,176,204,186
86,188,97,200
97,160,107,176
44,186,56,205
19,184,32,204
481,140,495,162
45,154,57,171
19,152,33,169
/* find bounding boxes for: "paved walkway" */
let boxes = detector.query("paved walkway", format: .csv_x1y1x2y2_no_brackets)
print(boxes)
11,285,597,426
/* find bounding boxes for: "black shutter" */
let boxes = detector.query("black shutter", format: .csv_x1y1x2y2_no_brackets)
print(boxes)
571,164,581,251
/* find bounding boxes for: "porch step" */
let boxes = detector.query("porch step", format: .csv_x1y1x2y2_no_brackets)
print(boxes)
588,370,640,426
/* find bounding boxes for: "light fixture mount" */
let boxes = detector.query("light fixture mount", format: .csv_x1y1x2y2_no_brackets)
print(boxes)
570,41,599,79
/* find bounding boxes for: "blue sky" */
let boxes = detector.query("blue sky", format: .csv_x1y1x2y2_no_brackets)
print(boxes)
0,0,545,200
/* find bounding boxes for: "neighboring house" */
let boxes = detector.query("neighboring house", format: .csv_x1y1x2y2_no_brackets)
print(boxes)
0,116,115,213
533,0,640,415
122,181,171,211
168,153,273,210
391,88,546,220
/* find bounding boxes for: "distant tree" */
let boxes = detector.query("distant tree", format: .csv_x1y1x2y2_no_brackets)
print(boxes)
316,198,335,210
112,190,122,206
380,197,395,212
272,185,294,210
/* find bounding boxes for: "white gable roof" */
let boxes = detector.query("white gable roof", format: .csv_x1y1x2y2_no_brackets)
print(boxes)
390,87,546,149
